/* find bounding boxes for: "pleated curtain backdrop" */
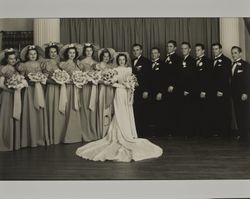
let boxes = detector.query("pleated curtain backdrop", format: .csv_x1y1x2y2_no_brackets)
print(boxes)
60,18,219,59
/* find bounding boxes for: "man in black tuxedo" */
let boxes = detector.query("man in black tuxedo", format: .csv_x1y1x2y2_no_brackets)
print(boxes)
231,46,250,143
163,40,182,136
177,42,196,138
148,47,165,137
211,43,232,138
194,43,213,137
131,43,151,137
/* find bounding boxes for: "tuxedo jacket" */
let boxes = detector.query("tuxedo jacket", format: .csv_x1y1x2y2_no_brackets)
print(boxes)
163,52,182,93
194,56,213,99
132,56,151,94
177,55,196,98
148,58,166,97
212,54,232,98
231,59,250,101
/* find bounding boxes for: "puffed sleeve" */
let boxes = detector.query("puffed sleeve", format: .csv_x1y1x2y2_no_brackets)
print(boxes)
0,66,3,77
40,59,50,75
76,60,84,71
59,61,66,70
16,62,26,75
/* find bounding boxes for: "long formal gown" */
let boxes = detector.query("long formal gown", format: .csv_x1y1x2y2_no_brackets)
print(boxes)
18,61,50,148
0,65,21,151
42,59,66,144
76,66,163,162
95,62,115,137
59,60,84,143
78,58,100,141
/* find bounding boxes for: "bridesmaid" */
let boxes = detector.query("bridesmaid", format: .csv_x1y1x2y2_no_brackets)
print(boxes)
95,48,116,137
78,43,99,141
59,43,84,143
18,45,49,148
42,42,65,144
0,49,25,151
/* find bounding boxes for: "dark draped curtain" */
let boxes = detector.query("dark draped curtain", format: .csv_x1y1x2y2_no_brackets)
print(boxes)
244,18,250,34
60,18,219,59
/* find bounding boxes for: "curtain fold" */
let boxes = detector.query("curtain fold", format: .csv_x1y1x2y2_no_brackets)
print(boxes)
244,18,250,34
60,18,219,58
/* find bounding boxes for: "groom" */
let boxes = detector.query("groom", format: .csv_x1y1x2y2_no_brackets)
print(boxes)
131,43,151,137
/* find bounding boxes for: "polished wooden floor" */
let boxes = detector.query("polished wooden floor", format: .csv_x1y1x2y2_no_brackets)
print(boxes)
1,137,250,180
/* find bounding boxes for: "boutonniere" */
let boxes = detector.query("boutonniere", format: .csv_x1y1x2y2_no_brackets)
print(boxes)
199,62,203,66
182,61,187,68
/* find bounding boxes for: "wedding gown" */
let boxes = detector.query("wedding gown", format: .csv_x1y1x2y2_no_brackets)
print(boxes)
76,66,163,162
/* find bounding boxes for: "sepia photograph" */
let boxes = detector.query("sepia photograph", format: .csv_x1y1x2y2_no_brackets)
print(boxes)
1,0,250,198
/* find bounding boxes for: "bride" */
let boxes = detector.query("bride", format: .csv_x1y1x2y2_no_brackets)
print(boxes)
76,52,163,162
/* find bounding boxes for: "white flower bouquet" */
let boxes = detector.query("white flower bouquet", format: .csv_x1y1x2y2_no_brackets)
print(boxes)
100,68,118,85
87,70,102,85
51,69,70,85
71,70,89,88
28,72,47,85
122,74,139,92
6,74,28,89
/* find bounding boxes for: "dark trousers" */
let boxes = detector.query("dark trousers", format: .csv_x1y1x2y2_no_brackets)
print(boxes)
133,90,150,137
148,93,165,137
210,97,232,138
194,98,212,137
233,99,250,142
164,93,178,136
177,96,195,137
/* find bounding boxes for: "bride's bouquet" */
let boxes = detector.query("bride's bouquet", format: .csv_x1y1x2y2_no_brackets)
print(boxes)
51,69,70,85
6,73,28,89
87,70,102,85
28,72,47,85
71,70,89,88
122,74,139,92
100,69,118,85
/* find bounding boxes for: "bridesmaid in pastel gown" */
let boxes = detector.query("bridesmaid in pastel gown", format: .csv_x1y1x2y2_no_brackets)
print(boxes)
0,49,26,151
42,42,65,144
78,43,99,141
18,45,50,148
59,43,84,143
76,53,163,162
95,48,116,137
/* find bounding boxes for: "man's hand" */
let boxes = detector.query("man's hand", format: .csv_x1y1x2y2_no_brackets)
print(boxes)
241,93,248,101
200,92,206,98
168,86,174,93
142,91,149,99
217,91,223,97
184,91,189,96
156,93,162,101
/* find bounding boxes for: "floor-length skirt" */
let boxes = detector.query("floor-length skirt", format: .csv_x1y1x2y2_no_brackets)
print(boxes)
45,84,66,144
0,89,21,151
76,87,163,162
80,84,99,141
21,86,49,148
97,84,114,138
63,84,84,143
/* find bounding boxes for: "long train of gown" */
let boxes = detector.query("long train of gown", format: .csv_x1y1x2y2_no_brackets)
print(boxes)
76,67,163,162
